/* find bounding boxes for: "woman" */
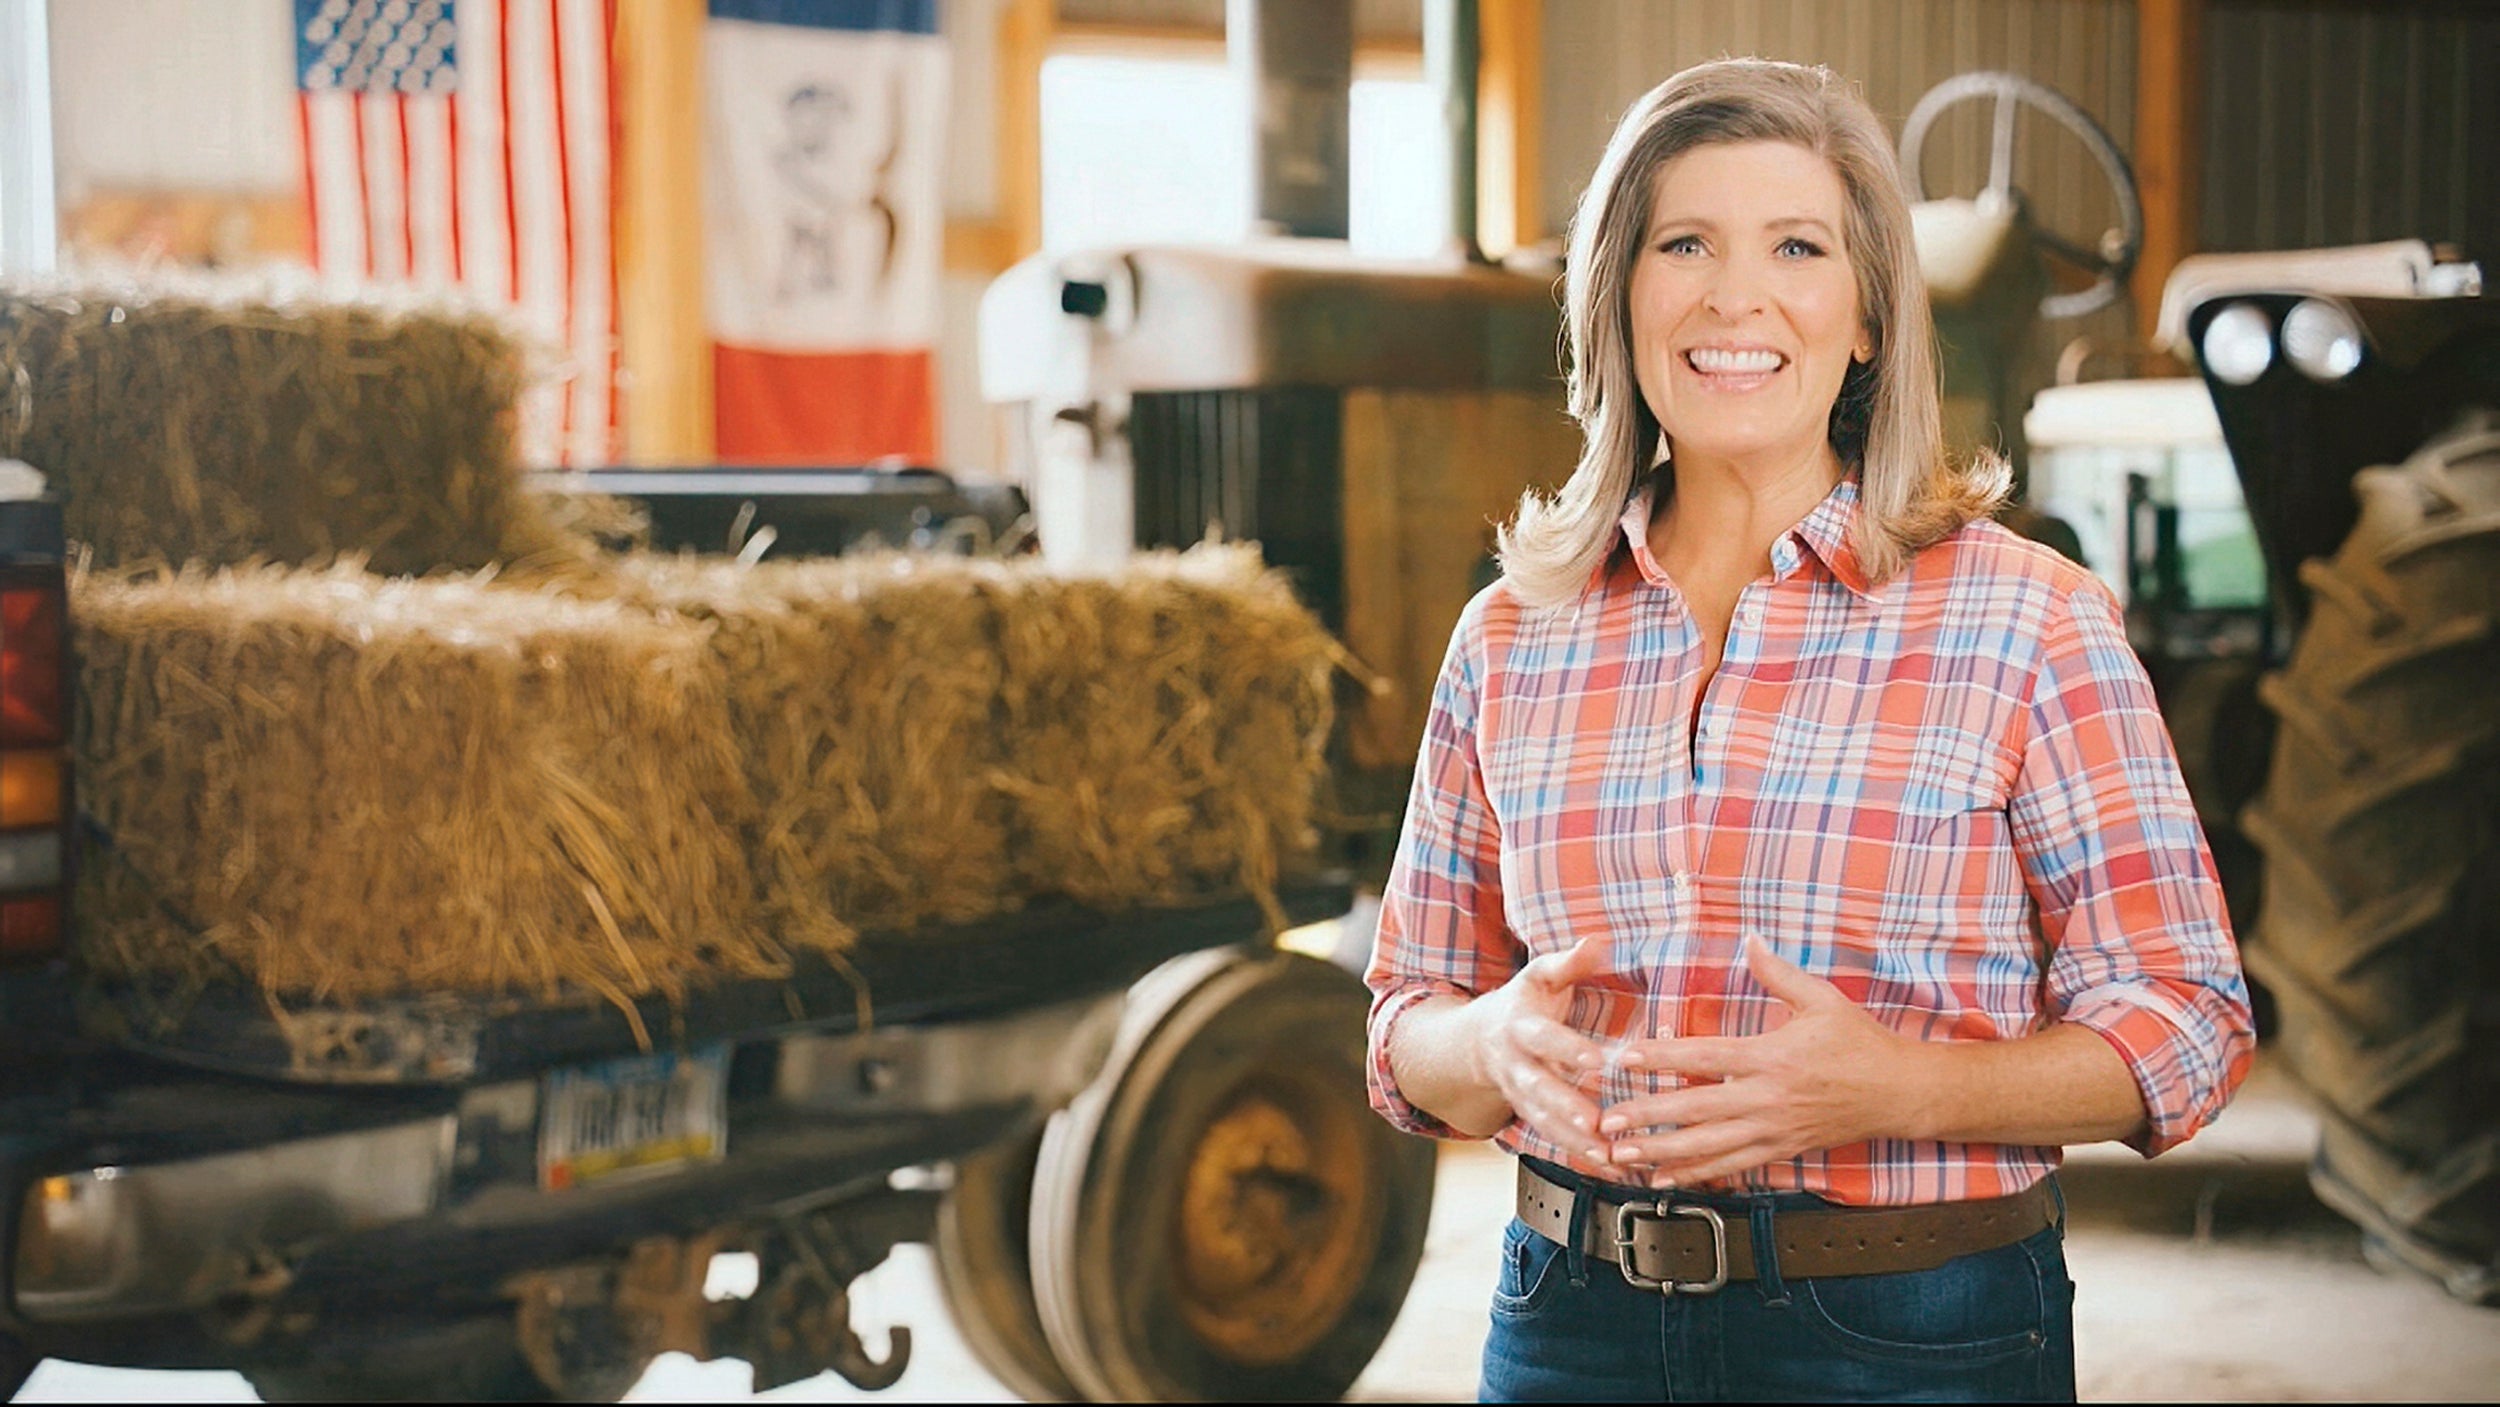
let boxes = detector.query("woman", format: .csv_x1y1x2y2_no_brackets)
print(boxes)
1365,59,2255,1403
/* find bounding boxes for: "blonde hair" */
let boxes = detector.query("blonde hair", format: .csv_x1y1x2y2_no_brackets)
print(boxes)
1498,58,2006,606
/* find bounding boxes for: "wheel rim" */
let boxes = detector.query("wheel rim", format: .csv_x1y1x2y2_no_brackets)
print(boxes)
1171,1070,1381,1368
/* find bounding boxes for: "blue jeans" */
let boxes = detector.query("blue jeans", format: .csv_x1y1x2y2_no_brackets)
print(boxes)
1480,1167,2077,1402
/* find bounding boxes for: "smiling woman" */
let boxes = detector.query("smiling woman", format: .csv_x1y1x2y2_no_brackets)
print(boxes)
1632,143,1865,477
1361,58,2256,1404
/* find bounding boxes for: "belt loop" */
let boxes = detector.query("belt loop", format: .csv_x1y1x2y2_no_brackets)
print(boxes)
1748,1197,1791,1308
2048,1174,2068,1236
1564,1181,1593,1289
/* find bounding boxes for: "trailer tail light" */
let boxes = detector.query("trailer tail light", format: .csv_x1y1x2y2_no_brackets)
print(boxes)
0,569,69,967
0,585,64,747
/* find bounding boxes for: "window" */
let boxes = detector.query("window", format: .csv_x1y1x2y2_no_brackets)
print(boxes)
1039,50,1448,259
0,0,56,275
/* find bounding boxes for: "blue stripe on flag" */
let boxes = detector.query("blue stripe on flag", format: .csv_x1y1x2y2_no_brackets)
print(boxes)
707,0,939,35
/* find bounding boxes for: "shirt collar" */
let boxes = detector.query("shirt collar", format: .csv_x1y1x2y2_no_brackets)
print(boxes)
1615,474,1879,601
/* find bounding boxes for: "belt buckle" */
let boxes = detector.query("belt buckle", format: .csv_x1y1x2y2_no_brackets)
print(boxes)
1612,1199,1728,1295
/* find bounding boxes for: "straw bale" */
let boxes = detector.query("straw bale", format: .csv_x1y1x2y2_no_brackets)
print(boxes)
600,552,1018,941
0,279,582,574
984,546,1339,914
72,563,777,1006
594,543,1339,933
70,543,1338,1010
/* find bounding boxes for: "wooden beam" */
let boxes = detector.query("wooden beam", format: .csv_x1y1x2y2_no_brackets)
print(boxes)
2132,0,2201,345
1477,0,1541,258
943,216,1021,276
614,0,713,464
999,0,1051,261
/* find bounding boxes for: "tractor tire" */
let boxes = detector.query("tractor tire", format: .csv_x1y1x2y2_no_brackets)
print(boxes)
2240,412,2500,1305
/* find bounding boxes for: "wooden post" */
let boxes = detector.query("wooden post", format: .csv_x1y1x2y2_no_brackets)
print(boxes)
1476,0,1540,258
614,0,713,464
999,0,1051,260
2132,0,2201,346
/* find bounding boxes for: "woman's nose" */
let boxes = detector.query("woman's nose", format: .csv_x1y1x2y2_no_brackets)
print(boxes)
1701,262,1767,319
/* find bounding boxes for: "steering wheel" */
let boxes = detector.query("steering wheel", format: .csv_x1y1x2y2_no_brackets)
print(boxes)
1899,72,2143,320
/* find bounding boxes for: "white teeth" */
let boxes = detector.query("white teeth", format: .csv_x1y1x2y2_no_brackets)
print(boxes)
1687,347,1784,374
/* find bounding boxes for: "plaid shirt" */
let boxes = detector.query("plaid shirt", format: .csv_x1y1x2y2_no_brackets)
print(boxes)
1365,478,2256,1206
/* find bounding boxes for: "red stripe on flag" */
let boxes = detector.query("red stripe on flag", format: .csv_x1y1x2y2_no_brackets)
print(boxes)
549,0,578,456
396,100,417,279
351,90,374,279
605,0,622,453
297,95,321,268
499,0,521,302
713,345,938,465
447,95,465,282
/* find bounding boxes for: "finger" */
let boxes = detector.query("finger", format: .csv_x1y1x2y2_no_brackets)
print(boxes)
1647,1139,1790,1190
1616,1035,1756,1079
1508,1013,1607,1074
1595,1080,1753,1137
1523,936,1607,992
1510,1077,1610,1162
1608,1117,1762,1175
1743,933,1841,1010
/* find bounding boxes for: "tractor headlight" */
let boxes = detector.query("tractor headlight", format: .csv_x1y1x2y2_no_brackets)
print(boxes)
2201,302,2275,386
2281,299,2366,382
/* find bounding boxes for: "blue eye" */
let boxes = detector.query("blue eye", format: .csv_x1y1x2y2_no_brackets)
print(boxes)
1658,234,1704,256
1778,237,1827,258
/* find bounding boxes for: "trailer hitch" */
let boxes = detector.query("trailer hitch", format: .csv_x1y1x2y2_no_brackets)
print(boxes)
506,1185,940,1397
740,1186,939,1393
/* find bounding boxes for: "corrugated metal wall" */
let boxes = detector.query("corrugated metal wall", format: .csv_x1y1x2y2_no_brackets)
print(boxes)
2200,0,2499,258
1539,1,2138,235
1059,0,1422,44
1540,0,2140,425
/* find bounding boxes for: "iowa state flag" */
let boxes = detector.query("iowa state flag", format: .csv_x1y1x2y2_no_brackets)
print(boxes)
705,0,946,464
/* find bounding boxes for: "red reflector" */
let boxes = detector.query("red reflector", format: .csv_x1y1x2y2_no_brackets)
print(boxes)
0,892,61,961
0,586,64,748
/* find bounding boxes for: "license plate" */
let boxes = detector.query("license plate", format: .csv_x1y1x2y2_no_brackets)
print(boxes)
539,1047,730,1191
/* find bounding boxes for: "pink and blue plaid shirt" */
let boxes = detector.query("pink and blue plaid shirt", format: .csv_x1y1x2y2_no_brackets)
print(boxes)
1365,477,2256,1206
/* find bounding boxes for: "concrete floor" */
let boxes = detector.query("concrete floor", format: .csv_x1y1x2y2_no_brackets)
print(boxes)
16,1061,2499,1403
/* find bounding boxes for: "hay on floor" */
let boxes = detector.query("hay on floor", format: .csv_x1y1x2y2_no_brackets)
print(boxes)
0,280,584,575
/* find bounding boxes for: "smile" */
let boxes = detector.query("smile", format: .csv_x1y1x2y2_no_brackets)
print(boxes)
1684,346,1788,374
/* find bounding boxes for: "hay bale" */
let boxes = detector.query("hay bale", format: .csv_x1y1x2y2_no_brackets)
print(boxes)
602,552,1019,941
985,546,1339,915
72,563,779,1007
596,544,1340,933
72,544,1339,1008
0,280,580,574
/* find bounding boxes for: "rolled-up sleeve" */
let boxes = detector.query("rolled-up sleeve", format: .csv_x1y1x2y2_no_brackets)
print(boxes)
1365,593,1522,1138
2009,583,2257,1157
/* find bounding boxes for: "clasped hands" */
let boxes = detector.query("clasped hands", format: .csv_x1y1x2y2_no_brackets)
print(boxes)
1468,934,1935,1189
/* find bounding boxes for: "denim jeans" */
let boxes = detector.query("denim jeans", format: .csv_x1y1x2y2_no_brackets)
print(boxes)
1480,1164,2077,1403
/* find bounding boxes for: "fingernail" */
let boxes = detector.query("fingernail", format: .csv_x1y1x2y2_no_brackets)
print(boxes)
1598,1116,1625,1134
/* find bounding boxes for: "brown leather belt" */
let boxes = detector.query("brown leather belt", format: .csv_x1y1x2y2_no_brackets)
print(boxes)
1516,1160,2059,1294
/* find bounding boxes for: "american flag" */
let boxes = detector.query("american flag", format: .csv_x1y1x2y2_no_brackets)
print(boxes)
296,0,616,467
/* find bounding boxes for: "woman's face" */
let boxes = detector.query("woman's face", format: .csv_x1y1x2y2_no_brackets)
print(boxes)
1628,140,1866,475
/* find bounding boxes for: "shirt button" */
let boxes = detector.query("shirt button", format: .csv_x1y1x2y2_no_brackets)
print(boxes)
1699,717,1722,741
1672,871,1694,893
1736,603,1763,629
